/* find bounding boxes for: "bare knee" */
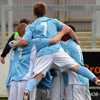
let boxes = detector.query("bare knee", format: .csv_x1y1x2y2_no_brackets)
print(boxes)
32,73,43,83
69,64,79,72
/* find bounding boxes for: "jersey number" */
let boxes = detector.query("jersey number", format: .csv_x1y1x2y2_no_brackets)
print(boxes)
18,47,23,59
76,45,83,62
41,22,47,36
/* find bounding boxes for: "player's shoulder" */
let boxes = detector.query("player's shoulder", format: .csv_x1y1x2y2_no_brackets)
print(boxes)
61,39,76,49
26,24,31,28
50,18,59,22
67,39,77,45
25,24,34,31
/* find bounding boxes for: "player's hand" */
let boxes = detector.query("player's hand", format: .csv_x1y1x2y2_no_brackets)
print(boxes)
0,57,5,64
15,36,22,41
9,41,14,47
61,26,70,35
75,40,81,46
12,43,17,50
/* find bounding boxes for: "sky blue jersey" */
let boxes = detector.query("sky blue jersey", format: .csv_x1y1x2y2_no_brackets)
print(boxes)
6,38,50,86
22,16,67,56
61,39,89,86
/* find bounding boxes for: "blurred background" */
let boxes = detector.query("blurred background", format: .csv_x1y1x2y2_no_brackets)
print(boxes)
0,0,100,99
0,0,100,49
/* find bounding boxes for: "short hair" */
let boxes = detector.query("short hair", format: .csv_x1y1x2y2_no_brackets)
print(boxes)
61,25,76,41
17,23,27,37
68,25,76,32
33,2,47,17
19,18,30,24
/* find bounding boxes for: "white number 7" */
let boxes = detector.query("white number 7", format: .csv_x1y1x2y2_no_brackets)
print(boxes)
41,22,47,36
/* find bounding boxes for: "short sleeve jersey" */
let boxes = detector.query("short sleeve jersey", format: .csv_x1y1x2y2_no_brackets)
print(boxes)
22,17,66,56
61,39,89,86
6,38,50,86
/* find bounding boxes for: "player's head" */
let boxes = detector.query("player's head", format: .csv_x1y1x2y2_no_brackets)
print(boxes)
16,23,27,37
68,25,76,32
61,25,76,41
19,18,30,25
33,2,47,18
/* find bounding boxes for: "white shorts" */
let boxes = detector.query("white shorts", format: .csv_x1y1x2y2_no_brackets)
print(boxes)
8,81,27,100
7,86,11,100
8,81,36,100
65,85,91,100
33,47,78,76
36,88,50,100
50,74,65,100
50,71,91,100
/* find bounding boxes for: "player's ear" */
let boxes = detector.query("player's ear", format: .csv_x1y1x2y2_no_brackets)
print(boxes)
33,12,35,16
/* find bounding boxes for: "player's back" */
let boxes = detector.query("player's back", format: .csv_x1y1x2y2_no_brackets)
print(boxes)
6,49,19,86
61,39,89,85
6,38,51,85
31,16,65,56
61,39,84,66
7,42,37,83
32,16,58,38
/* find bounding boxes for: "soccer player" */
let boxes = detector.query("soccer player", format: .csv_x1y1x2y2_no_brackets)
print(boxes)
8,23,68,100
12,2,100,100
62,25,91,100
7,23,31,100
0,18,30,64
36,71,52,100
50,25,91,100
1,18,30,100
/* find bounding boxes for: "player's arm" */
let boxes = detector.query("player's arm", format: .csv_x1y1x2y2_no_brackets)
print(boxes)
67,26,81,45
0,34,15,64
61,26,80,45
49,26,68,44
12,25,32,49
56,19,80,45
13,26,68,49
12,40,29,48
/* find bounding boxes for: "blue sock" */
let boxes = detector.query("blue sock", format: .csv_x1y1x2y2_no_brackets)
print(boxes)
77,66,97,81
26,78,38,93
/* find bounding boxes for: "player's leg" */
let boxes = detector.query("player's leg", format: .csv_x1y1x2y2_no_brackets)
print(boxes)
70,66,100,85
44,89,51,100
6,86,11,100
24,74,42,100
36,88,50,100
17,81,27,100
24,55,53,100
35,88,42,100
31,87,37,100
50,73,65,100
65,85,86,100
53,50,100,85
85,86,91,100
24,87,36,100
9,81,18,100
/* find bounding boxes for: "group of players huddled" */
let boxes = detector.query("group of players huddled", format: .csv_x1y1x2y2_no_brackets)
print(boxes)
1,2,100,100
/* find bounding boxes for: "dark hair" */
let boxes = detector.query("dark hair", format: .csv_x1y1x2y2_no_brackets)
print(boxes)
17,23,27,37
61,25,76,41
19,18,30,24
33,2,47,17
68,25,76,32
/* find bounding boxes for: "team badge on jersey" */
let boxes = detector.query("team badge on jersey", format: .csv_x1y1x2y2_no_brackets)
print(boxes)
38,38,41,40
